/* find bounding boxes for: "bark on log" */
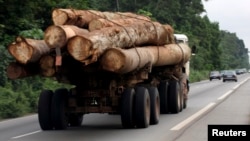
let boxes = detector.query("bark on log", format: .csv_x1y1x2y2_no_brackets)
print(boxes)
39,55,56,77
100,43,191,74
163,24,175,44
44,25,89,49
67,21,169,65
8,36,50,64
6,62,40,79
89,18,150,31
52,8,150,28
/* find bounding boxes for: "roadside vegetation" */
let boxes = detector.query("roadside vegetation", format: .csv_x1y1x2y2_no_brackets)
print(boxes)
0,0,249,119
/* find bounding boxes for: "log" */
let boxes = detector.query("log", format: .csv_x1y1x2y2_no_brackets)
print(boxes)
7,36,50,64
100,43,191,74
67,21,169,65
163,24,175,44
39,55,56,77
52,8,150,28
6,62,40,79
44,25,89,49
89,17,150,31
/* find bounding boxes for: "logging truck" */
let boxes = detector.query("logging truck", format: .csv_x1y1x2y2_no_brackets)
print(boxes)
35,34,192,130
5,9,193,130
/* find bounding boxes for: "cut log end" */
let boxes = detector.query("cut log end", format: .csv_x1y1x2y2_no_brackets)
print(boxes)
67,36,93,62
100,48,126,73
6,62,39,79
88,19,105,31
52,9,68,25
6,62,25,79
41,68,56,77
163,24,175,44
8,41,33,64
44,25,67,48
39,55,56,77
40,55,55,69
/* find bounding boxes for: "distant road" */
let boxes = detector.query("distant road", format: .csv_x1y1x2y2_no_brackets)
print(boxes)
1,73,250,141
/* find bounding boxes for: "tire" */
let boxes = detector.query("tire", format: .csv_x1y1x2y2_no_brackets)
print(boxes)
183,99,187,109
38,90,54,130
179,73,188,111
121,88,136,128
147,87,160,125
168,80,181,114
158,81,168,114
51,88,69,130
178,81,183,112
135,87,150,128
68,113,84,127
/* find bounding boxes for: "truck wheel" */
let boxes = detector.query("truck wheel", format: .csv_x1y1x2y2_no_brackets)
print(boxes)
147,87,160,125
158,81,169,114
68,113,84,127
183,99,187,109
168,80,181,114
179,74,187,112
38,90,54,130
121,88,136,128
179,82,183,112
51,88,69,130
135,87,150,128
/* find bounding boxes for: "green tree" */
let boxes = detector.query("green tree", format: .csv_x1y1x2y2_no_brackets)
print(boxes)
219,31,249,70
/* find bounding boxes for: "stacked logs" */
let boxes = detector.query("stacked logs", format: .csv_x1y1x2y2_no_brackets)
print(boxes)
6,8,191,80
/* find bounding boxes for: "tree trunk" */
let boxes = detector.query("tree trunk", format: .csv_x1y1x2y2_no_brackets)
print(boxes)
67,21,169,65
7,36,50,64
52,8,150,28
6,62,40,79
100,43,191,74
44,25,89,49
88,17,150,31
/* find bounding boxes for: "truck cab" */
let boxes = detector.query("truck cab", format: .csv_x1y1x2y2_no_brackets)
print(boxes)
174,34,189,44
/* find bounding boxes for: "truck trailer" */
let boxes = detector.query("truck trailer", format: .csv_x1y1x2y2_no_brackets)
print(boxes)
36,34,192,130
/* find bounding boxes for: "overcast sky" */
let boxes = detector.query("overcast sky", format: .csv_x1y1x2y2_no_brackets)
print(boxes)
202,0,250,52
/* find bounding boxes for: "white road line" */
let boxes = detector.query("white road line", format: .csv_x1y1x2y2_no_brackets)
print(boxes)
171,76,250,131
217,90,233,100
219,77,250,100
12,130,41,139
170,102,216,131
233,83,241,90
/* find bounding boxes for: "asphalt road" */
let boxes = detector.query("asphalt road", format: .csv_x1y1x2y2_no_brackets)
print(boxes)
1,73,250,141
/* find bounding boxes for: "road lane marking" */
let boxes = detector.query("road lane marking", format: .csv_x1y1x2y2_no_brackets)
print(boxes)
219,77,250,100
233,83,241,89
170,102,216,131
12,130,41,139
234,77,249,89
171,76,250,131
217,90,233,100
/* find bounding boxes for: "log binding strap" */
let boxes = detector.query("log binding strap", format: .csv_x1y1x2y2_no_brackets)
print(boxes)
86,10,151,72
55,47,62,66
86,10,160,73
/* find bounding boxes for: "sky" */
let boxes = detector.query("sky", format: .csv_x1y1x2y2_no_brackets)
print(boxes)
202,0,250,52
